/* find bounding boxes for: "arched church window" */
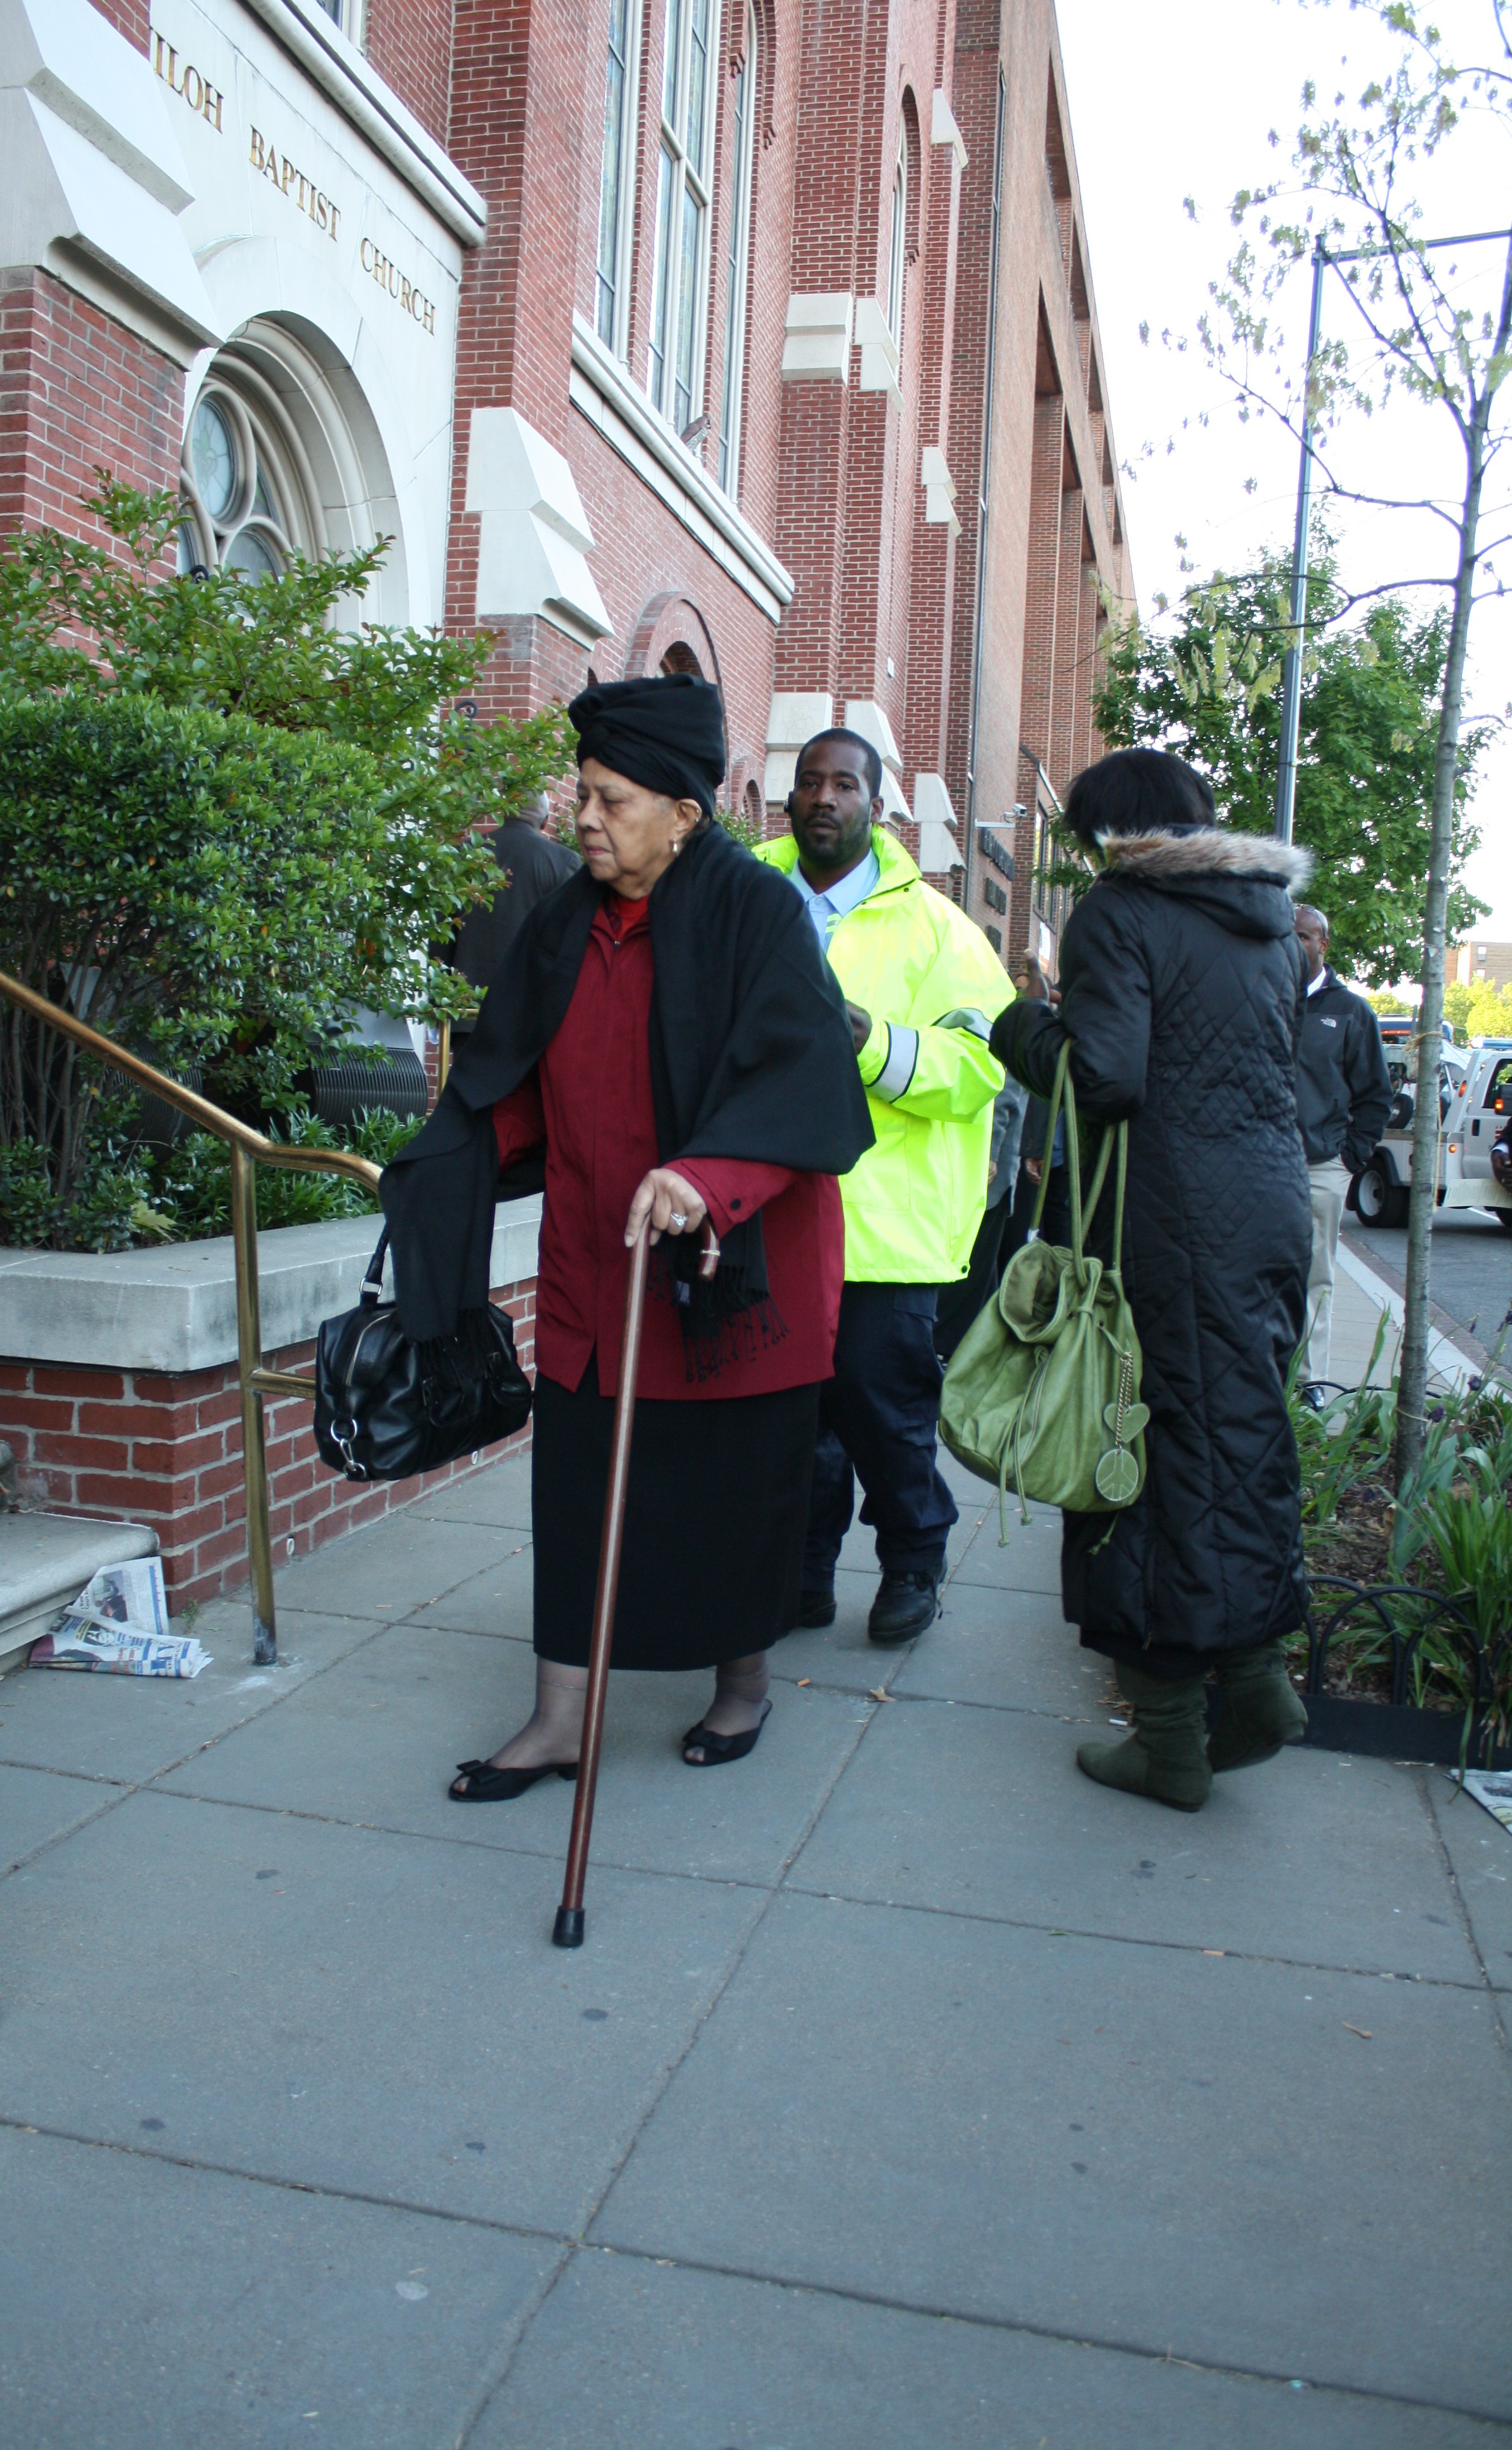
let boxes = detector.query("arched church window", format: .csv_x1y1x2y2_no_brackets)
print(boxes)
887,129,907,346
717,4,756,494
178,380,307,580
650,0,718,437
595,0,641,351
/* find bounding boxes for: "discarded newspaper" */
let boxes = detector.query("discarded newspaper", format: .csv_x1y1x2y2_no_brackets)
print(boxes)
30,1558,210,1677
1454,1768,1512,1834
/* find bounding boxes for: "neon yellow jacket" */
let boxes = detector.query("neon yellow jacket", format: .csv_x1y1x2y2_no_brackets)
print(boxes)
756,827,1013,1282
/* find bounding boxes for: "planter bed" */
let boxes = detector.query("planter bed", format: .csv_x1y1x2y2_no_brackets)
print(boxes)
1281,1571,1511,1773
0,1202,541,1609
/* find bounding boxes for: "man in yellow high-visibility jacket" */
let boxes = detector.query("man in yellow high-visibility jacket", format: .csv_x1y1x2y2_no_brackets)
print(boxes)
756,729,1013,1643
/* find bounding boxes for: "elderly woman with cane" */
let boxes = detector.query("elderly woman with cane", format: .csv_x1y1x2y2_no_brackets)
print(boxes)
380,675,872,1797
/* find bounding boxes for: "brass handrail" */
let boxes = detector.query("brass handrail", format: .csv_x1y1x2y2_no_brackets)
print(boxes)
0,967,382,1664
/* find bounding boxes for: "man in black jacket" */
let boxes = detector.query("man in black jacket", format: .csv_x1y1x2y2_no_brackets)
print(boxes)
1293,905,1393,1389
449,794,578,1039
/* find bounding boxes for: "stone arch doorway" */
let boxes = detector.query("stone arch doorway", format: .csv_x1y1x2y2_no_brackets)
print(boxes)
621,591,729,795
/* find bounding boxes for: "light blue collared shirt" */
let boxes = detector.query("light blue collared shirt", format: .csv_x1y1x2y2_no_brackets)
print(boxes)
788,848,881,953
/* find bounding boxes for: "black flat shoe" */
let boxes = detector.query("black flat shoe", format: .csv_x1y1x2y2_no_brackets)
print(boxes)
681,1699,772,1767
449,1757,579,1801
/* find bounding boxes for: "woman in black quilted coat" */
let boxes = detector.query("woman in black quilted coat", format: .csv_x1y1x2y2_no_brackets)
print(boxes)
991,750,1312,1812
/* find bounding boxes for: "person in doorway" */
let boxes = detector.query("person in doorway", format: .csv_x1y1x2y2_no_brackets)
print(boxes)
993,748,1313,1812
449,791,578,1039
756,730,1011,1645
934,1069,1030,1360
381,676,873,1795
1293,903,1392,1396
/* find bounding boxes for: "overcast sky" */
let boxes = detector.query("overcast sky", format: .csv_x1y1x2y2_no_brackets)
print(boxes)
1057,0,1512,939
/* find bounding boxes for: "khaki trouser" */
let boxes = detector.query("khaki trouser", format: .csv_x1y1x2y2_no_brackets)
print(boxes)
1301,1158,1351,1384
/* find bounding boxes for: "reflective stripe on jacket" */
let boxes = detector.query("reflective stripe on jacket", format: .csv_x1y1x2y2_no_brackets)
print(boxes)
757,827,1013,1281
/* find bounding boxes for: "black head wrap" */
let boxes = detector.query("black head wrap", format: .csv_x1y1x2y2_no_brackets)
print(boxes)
568,673,726,820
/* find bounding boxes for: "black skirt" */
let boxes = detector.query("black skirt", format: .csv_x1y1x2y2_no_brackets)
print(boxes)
531,1367,820,1671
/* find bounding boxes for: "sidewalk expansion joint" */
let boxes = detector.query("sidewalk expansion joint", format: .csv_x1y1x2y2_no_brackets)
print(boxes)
4,2113,1505,2434
547,2237,1512,2434
0,1612,397,1891
453,1693,889,2447
774,1876,1495,1991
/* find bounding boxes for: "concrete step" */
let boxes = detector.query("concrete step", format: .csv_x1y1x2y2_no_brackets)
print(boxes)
0,1511,159,1676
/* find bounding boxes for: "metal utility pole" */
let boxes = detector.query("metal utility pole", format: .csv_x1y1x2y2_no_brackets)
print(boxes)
1273,238,1327,844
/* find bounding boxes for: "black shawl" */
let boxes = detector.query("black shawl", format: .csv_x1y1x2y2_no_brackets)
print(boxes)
381,822,875,1350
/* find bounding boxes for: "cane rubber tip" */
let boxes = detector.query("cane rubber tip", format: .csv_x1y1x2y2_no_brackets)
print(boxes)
552,1906,585,1949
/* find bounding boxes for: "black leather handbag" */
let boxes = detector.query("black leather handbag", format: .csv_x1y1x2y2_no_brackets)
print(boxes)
314,1227,532,1483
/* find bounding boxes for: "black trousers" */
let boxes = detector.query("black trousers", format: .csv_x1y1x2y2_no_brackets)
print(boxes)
934,1193,1013,1362
805,1282,958,1587
1001,1160,1070,1263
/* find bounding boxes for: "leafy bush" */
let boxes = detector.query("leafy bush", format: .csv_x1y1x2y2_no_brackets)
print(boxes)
0,691,465,1222
0,477,576,1250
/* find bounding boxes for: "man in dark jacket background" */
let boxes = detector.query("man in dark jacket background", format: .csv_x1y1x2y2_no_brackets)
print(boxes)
1293,905,1392,1391
450,794,578,1040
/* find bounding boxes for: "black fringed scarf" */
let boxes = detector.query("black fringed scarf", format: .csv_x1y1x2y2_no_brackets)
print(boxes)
380,822,875,1374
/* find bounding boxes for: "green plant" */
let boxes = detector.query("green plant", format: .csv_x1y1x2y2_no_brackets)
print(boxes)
1095,545,1488,989
0,690,445,1222
716,805,765,853
0,478,576,1250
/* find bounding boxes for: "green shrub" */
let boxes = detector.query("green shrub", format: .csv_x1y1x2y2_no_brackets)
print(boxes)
0,692,480,1241
0,477,575,1252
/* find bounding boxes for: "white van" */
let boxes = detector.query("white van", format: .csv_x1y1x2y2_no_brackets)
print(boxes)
1352,1037,1512,1231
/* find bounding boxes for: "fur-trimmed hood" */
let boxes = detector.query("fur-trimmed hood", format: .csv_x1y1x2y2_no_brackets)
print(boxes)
1095,826,1310,945
1097,827,1313,891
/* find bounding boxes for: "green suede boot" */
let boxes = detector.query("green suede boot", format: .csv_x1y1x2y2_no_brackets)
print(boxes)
1207,1639,1308,1773
1076,1663,1213,1812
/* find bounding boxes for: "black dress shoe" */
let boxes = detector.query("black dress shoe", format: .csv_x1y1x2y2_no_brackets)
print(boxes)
793,1588,836,1629
867,1567,944,1645
449,1757,578,1801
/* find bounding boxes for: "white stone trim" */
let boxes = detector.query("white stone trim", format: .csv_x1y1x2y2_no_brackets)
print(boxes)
913,771,965,872
235,0,487,245
0,1202,542,1375
465,406,611,647
853,298,902,406
0,0,216,359
920,444,961,536
764,690,834,803
781,291,851,382
931,88,968,169
570,312,794,621
841,698,911,823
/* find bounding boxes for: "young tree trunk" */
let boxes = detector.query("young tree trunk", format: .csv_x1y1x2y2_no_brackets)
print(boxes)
1394,295,1503,1487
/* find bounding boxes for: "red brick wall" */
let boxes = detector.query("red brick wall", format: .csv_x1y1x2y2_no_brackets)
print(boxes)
364,0,455,146
0,271,183,545
87,0,148,48
1,1283,535,1611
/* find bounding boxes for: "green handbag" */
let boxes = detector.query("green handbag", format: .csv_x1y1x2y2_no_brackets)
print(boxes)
939,1044,1147,1539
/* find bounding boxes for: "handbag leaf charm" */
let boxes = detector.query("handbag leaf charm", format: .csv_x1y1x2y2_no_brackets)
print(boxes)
1095,1357,1147,1504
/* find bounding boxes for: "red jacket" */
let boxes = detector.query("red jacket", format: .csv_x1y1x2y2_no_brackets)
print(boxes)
493,893,844,1398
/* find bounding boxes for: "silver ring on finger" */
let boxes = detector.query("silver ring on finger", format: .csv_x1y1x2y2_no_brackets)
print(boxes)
669,1210,688,1231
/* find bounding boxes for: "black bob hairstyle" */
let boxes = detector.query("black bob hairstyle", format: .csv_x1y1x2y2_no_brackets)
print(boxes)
1063,748,1217,850
794,726,884,800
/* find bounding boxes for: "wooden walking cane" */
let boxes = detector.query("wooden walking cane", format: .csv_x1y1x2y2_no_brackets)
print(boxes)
552,1221,650,1949
552,1212,721,1947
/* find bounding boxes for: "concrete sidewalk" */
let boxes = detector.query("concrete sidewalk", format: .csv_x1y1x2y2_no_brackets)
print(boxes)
2,1431,1509,2447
